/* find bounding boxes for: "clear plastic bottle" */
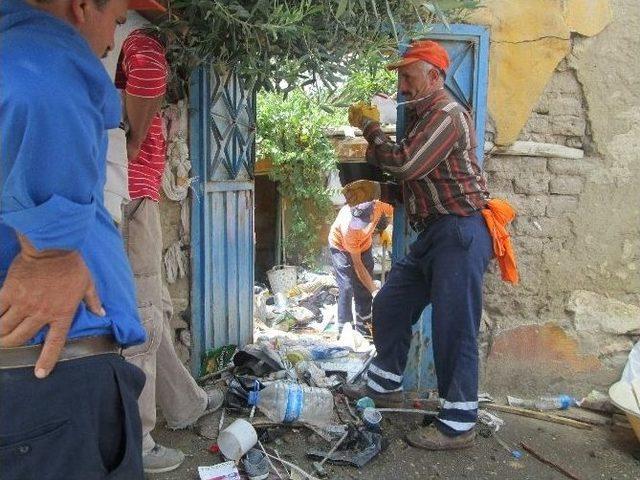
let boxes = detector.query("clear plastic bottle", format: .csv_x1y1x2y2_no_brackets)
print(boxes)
255,382,334,426
508,394,576,411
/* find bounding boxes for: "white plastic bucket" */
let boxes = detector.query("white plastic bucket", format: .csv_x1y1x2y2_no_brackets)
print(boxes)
267,265,297,294
609,381,640,445
218,419,258,461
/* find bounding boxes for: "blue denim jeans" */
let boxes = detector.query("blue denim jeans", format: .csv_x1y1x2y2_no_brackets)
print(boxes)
366,213,492,436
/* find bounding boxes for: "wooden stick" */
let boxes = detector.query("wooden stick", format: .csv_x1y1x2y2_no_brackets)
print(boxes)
485,404,592,430
520,442,582,480
377,408,438,416
273,449,291,478
258,440,285,480
197,365,232,384
265,452,321,480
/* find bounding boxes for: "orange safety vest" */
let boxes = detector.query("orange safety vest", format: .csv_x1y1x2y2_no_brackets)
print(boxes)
481,199,519,284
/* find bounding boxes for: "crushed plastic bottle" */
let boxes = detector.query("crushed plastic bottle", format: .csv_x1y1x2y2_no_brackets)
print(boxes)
507,394,576,411
251,382,334,426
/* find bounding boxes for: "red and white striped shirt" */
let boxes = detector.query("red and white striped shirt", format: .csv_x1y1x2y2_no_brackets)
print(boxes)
115,30,168,202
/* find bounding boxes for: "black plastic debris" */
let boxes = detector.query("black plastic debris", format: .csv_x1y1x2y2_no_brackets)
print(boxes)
306,427,386,468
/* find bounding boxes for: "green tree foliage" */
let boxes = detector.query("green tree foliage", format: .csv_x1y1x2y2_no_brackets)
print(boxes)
255,53,396,266
257,90,340,265
161,0,481,264
162,0,480,93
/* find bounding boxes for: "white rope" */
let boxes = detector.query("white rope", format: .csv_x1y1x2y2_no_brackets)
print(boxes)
162,101,193,202
163,240,187,284
162,134,192,201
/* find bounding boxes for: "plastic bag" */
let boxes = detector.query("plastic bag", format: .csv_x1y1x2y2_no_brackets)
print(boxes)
621,341,640,383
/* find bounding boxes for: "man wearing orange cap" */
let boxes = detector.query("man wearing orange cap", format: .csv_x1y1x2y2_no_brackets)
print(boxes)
342,40,494,450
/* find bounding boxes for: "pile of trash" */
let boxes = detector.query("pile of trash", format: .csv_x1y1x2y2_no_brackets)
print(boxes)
196,332,387,479
196,266,639,479
254,268,341,335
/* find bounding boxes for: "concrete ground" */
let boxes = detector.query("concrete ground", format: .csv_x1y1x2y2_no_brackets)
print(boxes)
149,408,640,480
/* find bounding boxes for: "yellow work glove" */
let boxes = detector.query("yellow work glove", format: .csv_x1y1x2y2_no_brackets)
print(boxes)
348,101,380,130
380,225,392,249
342,180,381,207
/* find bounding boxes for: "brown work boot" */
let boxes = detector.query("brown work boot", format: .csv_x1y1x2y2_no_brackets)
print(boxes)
406,423,475,451
342,382,404,408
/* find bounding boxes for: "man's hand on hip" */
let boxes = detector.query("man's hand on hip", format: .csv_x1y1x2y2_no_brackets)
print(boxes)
0,235,104,379
342,180,381,206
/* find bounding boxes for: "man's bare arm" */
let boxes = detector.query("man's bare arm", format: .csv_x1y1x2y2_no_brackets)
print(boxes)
125,93,164,161
350,251,377,294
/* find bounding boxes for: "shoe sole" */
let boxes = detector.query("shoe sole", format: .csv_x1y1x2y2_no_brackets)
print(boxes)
143,462,184,474
167,395,224,429
248,474,270,480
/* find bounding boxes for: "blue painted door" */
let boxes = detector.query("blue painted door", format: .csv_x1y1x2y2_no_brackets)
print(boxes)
190,66,256,376
394,25,490,393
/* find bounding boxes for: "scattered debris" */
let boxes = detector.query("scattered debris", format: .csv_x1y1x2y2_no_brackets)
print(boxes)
362,408,382,432
198,461,240,480
306,428,385,469
486,404,592,430
555,408,612,426
478,409,505,432
493,435,523,460
508,395,576,411
196,268,619,479
218,419,258,461
376,408,438,416
311,430,350,477
265,451,321,480
520,442,582,480
578,390,616,414
242,447,272,480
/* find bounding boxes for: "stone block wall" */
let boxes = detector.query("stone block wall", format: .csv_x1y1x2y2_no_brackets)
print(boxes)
480,0,640,395
160,195,192,365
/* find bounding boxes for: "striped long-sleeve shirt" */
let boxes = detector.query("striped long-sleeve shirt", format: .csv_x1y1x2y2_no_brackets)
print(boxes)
364,88,489,224
115,30,168,202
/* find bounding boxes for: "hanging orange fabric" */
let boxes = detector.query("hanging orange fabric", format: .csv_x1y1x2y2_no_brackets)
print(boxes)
481,199,519,284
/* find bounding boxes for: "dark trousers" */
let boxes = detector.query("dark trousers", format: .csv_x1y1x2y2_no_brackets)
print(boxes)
0,353,145,480
330,247,374,332
367,213,492,436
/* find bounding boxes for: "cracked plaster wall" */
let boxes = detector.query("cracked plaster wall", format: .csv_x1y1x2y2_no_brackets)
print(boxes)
478,0,640,395
469,0,612,145
159,0,640,390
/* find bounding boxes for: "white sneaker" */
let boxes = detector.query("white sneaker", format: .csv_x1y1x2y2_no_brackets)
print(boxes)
143,444,185,474
205,387,225,413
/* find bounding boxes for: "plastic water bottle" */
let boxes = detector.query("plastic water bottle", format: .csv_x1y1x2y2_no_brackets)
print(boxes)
508,395,576,411
253,382,334,426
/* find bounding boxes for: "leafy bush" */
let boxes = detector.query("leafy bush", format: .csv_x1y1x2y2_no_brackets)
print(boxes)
257,90,339,265
161,0,480,94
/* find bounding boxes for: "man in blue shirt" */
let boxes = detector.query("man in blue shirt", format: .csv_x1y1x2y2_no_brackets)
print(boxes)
0,1,146,478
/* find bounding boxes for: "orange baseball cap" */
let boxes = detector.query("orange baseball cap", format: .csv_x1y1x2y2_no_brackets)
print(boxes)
386,40,450,72
129,0,166,11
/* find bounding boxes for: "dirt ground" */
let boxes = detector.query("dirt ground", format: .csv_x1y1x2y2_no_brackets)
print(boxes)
149,407,640,480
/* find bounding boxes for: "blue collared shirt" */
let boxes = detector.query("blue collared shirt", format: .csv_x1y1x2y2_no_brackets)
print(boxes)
0,0,145,347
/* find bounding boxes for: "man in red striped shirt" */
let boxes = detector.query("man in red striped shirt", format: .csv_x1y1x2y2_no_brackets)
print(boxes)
343,40,493,451
117,29,224,474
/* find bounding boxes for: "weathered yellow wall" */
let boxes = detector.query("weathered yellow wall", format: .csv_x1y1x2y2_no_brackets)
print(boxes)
469,0,612,145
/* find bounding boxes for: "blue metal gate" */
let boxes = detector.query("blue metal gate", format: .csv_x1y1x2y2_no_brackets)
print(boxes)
395,24,490,393
190,65,256,376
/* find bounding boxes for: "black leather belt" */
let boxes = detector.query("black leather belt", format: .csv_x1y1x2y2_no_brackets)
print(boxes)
0,335,120,369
